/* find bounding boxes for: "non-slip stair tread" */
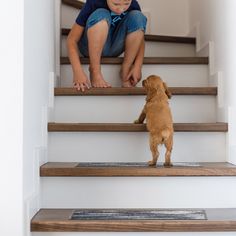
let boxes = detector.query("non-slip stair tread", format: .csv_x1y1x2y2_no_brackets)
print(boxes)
54,87,217,96
31,208,236,232
40,162,236,177
62,0,84,9
61,28,196,44
48,123,228,132
61,57,209,65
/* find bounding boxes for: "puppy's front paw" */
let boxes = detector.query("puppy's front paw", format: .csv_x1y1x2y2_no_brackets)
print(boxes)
134,119,142,124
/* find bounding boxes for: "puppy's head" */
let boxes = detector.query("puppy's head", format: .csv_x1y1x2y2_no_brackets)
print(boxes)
142,75,172,100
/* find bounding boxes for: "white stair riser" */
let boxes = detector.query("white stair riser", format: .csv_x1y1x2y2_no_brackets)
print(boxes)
53,96,216,123
48,133,226,162
61,5,80,29
60,65,209,87
41,177,236,208
32,233,236,236
61,37,196,57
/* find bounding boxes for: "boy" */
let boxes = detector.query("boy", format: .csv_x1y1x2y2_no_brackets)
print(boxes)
67,0,147,91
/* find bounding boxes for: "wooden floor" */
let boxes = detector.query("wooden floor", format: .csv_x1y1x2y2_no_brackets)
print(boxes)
31,208,236,232
41,162,236,177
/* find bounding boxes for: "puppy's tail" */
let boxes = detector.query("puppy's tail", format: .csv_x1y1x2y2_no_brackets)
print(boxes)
161,128,171,143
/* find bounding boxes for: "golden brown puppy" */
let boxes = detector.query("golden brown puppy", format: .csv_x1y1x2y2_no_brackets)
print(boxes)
134,75,174,167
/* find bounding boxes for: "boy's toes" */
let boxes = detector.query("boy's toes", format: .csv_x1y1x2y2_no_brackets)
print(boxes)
122,80,132,88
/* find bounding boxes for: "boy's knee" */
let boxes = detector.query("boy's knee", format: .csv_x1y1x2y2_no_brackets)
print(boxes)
126,10,147,33
86,8,112,29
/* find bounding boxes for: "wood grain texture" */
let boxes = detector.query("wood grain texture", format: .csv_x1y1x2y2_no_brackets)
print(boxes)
62,0,84,9
40,162,236,177
54,87,217,96
61,57,209,65
61,28,196,44
31,208,236,232
48,123,228,132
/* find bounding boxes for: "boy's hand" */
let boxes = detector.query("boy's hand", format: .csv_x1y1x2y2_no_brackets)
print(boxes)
73,70,91,92
125,66,142,86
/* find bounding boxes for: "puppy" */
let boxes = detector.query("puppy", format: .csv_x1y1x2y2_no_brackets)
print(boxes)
134,75,174,167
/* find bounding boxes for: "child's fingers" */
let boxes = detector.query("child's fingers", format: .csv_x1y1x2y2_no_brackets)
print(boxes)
74,82,84,92
73,82,80,91
123,71,132,82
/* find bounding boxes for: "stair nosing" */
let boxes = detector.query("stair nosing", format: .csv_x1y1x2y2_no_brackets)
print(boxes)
62,0,84,9
54,87,217,96
31,208,236,232
61,57,209,65
40,162,236,177
61,28,196,44
47,123,228,132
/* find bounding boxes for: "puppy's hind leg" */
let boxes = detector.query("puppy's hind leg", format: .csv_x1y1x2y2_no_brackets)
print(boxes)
164,135,173,167
148,135,159,166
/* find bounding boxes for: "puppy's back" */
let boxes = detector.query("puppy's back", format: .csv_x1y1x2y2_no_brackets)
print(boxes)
146,100,173,137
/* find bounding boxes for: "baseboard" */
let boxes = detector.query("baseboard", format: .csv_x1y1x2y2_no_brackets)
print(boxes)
188,22,227,123
48,71,55,122
228,107,236,164
24,146,47,236
55,0,61,87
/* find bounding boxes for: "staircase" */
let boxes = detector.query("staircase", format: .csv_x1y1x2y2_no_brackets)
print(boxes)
31,0,236,234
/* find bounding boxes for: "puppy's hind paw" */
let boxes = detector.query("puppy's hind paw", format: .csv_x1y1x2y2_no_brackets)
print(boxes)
148,161,156,166
164,162,173,168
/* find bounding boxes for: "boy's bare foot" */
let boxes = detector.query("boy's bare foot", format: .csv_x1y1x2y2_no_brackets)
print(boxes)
122,80,132,87
89,68,111,88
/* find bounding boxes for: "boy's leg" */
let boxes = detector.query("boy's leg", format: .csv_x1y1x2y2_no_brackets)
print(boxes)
110,10,147,87
88,20,111,87
79,9,112,88
121,31,144,87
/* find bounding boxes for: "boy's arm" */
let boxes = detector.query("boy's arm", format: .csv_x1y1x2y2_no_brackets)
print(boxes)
67,24,90,91
128,38,145,86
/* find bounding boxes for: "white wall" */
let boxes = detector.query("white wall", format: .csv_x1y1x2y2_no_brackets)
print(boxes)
139,0,189,35
0,0,55,234
23,0,55,233
188,0,236,163
0,1,24,236
188,0,228,73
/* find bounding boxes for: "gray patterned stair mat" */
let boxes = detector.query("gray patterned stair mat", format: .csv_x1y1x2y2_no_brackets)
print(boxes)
71,209,207,220
76,162,201,167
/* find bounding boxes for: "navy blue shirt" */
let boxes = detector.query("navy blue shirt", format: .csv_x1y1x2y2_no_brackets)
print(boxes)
76,0,141,27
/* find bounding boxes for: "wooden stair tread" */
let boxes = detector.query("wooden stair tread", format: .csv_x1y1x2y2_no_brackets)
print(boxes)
54,87,217,96
31,208,236,232
41,162,236,177
61,57,209,65
61,28,196,44
62,0,84,9
48,123,228,132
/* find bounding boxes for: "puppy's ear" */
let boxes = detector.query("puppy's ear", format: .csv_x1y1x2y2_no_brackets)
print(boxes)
142,80,146,87
163,82,172,99
146,88,157,101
